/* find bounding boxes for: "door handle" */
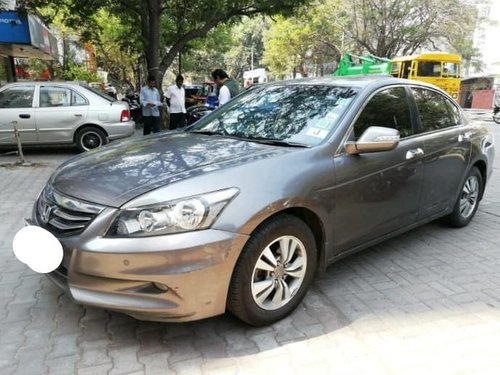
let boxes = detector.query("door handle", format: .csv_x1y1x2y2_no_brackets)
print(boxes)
74,114,83,117
406,148,424,160
19,114,31,119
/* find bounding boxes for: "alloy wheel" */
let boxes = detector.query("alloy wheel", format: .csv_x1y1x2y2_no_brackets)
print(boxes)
460,175,479,219
251,235,307,310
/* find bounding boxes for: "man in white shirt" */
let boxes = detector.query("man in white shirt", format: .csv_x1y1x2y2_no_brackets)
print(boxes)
165,74,186,129
140,75,163,135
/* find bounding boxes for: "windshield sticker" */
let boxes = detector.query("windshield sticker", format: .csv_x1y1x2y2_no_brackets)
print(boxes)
336,98,350,106
312,118,332,129
307,127,329,138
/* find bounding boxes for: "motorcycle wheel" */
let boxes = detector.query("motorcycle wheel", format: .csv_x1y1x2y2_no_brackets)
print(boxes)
493,113,500,124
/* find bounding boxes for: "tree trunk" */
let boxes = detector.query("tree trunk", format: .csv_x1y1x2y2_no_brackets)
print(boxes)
142,0,161,85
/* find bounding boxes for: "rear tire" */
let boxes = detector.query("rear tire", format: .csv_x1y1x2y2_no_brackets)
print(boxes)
227,214,317,326
75,127,108,152
445,167,482,227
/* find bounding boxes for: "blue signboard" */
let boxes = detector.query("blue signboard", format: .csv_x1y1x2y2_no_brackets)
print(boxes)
0,11,31,45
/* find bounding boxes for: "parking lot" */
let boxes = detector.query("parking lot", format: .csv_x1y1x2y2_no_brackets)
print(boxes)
1,111,499,375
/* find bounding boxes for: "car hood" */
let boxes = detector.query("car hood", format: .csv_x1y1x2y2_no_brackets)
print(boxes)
51,132,289,207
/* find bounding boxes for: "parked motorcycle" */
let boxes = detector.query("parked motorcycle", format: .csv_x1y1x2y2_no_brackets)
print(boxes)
122,90,142,124
186,104,213,126
493,105,500,124
185,88,219,125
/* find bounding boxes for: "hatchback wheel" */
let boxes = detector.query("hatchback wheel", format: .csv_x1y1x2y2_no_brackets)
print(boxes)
445,167,482,227
75,127,108,152
227,215,317,326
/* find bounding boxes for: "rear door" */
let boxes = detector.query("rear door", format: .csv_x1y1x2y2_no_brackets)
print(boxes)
410,87,471,218
35,85,89,143
334,86,425,253
0,84,37,144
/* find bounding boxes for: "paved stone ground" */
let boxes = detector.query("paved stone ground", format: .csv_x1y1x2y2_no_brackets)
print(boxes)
1,112,499,375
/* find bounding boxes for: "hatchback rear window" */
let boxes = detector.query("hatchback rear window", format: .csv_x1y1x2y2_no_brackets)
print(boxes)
80,85,116,102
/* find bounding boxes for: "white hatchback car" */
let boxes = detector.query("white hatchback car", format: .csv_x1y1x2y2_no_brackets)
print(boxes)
0,82,135,151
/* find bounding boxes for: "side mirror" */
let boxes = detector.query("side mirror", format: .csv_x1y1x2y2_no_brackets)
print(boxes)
345,126,400,155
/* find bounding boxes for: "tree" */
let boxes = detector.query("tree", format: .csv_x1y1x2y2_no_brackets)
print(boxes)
263,0,344,79
340,0,483,60
92,9,141,84
223,16,271,80
440,5,484,74
18,0,314,86
177,25,234,81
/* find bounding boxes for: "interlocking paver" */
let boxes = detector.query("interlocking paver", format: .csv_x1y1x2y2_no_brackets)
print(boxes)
108,346,144,375
138,353,171,375
45,354,79,375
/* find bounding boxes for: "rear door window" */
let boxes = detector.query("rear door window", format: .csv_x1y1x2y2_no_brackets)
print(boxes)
39,86,88,107
40,86,71,107
71,90,87,106
411,88,455,131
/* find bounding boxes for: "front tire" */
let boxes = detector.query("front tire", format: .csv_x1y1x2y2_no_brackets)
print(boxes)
445,167,482,227
75,127,108,152
493,113,500,124
227,214,317,326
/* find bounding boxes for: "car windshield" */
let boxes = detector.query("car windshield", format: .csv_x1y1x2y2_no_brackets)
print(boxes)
188,84,358,146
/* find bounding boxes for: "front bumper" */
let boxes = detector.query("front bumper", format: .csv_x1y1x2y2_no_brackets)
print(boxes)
33,209,248,322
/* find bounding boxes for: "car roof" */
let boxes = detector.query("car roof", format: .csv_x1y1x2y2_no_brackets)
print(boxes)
268,75,402,87
259,75,445,94
3,81,85,88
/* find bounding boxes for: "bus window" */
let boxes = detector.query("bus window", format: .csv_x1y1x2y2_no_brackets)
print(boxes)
442,62,459,77
402,61,412,78
391,62,400,77
417,61,441,77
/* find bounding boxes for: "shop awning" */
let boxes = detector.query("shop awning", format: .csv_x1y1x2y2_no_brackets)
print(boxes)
0,11,58,60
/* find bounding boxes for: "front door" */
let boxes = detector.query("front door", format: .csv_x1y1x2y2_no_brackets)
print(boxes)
333,86,424,255
0,85,37,144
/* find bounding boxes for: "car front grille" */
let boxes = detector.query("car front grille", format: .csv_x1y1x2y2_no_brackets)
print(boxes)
36,185,105,237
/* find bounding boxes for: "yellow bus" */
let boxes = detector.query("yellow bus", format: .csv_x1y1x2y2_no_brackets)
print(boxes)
391,52,461,99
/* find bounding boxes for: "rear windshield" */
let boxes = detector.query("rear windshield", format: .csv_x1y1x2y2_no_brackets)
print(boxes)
80,85,117,102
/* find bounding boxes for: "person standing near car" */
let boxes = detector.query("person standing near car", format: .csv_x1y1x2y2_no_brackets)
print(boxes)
165,74,187,129
140,75,163,135
211,69,240,106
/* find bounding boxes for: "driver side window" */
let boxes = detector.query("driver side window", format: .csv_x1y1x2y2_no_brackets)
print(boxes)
353,87,413,140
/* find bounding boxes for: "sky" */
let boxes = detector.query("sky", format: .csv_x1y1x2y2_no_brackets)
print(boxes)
476,0,500,75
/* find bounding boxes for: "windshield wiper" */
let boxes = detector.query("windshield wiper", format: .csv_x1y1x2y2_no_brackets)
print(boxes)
243,137,310,148
189,129,227,136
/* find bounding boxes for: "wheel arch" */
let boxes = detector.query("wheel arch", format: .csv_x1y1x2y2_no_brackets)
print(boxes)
226,209,325,325
243,207,327,275
472,160,487,200
73,123,109,143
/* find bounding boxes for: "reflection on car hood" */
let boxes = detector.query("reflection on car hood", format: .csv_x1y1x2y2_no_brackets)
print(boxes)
51,132,288,207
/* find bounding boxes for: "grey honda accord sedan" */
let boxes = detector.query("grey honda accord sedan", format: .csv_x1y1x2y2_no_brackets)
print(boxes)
19,76,494,326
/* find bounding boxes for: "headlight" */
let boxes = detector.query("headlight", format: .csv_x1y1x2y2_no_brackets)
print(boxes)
107,188,239,237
